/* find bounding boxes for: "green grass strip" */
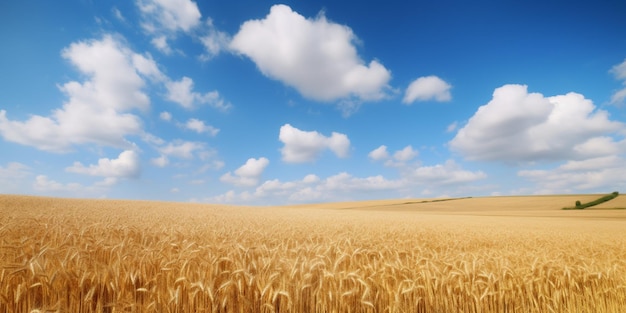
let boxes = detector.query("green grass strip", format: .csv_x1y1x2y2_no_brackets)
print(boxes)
563,191,619,210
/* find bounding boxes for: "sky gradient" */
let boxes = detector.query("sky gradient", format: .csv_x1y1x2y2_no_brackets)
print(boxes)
1,0,626,204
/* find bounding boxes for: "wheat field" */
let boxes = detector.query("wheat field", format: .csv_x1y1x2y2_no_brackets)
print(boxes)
1,194,625,312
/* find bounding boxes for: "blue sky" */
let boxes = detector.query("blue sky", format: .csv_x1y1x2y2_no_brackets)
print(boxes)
1,0,626,204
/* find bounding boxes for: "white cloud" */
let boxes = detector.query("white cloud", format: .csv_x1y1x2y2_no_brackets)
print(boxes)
369,142,487,188
612,89,626,105
0,162,30,178
611,58,626,80
267,172,402,201
220,157,269,187
159,111,172,121
446,121,458,133
450,84,624,163
210,190,237,203
166,77,232,111
199,160,224,171
0,162,30,193
141,132,164,145
151,36,172,54
319,172,404,193
369,145,418,167
0,35,158,152
185,118,219,136
368,145,389,161
384,145,419,167
254,179,297,197
412,160,486,185
287,187,323,202
302,174,320,183
573,136,622,157
518,156,626,193
230,4,391,106
33,175,112,196
137,0,201,33
112,7,125,22
136,0,233,61
149,139,220,169
279,124,350,163
393,145,418,162
132,54,166,82
559,155,622,171
98,177,122,187
403,76,452,104
61,37,156,111
208,156,486,204
165,77,199,108
199,19,231,60
610,58,626,104
34,175,82,192
212,172,401,204
151,155,169,167
66,150,140,178
158,140,205,159
136,0,203,56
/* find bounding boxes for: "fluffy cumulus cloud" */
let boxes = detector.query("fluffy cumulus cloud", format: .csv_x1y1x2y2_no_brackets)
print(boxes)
185,118,219,136
610,58,626,104
151,36,172,54
0,35,155,152
158,140,207,159
213,172,401,204
212,148,487,204
166,77,232,111
230,4,391,106
137,0,201,33
151,155,169,167
369,145,418,167
403,76,452,104
370,144,484,182
368,145,389,161
412,160,486,185
220,157,269,187
368,144,486,189
148,137,220,170
136,0,202,54
255,179,307,199
519,155,626,194
279,124,350,163
450,84,624,163
318,172,404,193
0,32,230,163
136,0,232,59
393,145,418,162
66,150,141,180
210,158,487,204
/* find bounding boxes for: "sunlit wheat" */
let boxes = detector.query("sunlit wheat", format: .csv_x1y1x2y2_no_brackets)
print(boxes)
1,195,625,312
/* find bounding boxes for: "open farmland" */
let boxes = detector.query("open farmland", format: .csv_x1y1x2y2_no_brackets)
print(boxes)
1,194,626,312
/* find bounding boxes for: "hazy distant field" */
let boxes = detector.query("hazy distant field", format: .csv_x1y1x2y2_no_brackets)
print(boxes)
1,194,625,312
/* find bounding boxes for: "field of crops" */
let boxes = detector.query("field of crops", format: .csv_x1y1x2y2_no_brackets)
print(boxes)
1,194,625,312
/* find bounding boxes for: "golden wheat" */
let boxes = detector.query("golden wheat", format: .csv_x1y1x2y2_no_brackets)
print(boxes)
1,195,625,312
